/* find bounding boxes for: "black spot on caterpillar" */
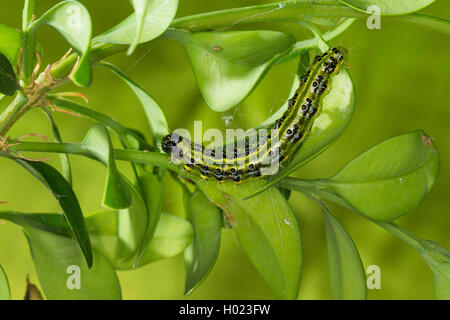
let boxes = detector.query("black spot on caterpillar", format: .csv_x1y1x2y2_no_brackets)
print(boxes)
162,47,346,182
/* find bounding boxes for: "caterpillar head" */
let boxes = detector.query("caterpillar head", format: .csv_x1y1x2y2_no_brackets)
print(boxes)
161,133,181,154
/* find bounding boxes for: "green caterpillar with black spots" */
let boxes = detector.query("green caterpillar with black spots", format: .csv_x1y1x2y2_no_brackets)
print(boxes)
162,47,345,182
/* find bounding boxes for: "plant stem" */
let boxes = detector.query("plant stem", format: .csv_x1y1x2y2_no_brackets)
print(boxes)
372,221,426,254
171,0,362,31
7,141,180,173
22,0,36,30
0,93,28,136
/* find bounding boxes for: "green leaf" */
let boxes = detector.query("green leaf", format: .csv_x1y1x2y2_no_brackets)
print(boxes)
0,52,19,96
43,110,72,185
0,212,121,299
47,96,153,151
86,177,147,270
419,240,450,300
320,130,439,221
196,179,301,299
320,203,366,299
95,0,178,46
81,124,132,209
245,51,355,199
183,190,222,295
0,23,22,71
87,210,192,269
26,223,121,299
0,265,10,300
127,0,151,55
31,0,92,86
6,158,92,267
340,0,436,15
133,168,163,267
136,212,194,267
168,29,295,111
98,62,169,149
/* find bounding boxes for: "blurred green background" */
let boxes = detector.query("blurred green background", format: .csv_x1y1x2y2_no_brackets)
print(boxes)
0,0,449,300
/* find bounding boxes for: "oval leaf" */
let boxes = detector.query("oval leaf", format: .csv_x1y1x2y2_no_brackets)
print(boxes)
87,210,192,269
0,23,22,68
0,265,10,300
184,190,222,295
8,157,92,267
196,179,302,300
322,205,366,299
340,0,435,15
0,211,121,299
133,168,163,267
168,29,295,111
86,177,147,270
31,0,92,86
25,225,121,299
43,110,72,185
136,212,193,267
0,52,19,96
98,62,169,148
95,0,178,46
324,130,439,221
81,124,132,209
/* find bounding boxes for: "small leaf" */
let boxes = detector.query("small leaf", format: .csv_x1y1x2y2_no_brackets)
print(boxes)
0,265,10,300
5,157,92,267
87,210,193,269
47,96,153,151
168,29,295,111
321,130,439,221
25,225,121,299
133,168,163,267
31,0,92,86
0,52,19,96
81,124,132,209
43,110,72,185
0,212,121,299
340,0,436,15
127,0,151,55
321,203,366,299
98,62,169,148
135,212,194,267
184,190,222,295
196,179,302,300
419,240,450,300
87,177,147,269
95,0,178,46
0,23,22,67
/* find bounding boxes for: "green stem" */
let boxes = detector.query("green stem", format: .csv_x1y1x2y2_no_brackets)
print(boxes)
0,93,28,136
22,0,36,30
170,0,450,34
372,221,426,254
7,141,179,173
171,0,362,31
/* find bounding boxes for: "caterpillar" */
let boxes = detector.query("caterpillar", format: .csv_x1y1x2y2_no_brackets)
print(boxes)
162,47,345,182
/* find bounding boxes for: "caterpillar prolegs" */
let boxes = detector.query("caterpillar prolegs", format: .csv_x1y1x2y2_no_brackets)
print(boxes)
162,47,345,182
